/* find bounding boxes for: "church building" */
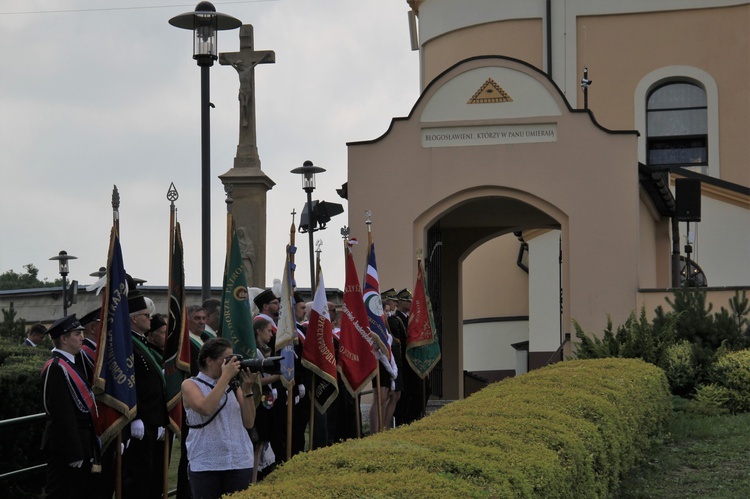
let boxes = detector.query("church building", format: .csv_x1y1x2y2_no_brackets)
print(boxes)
345,0,750,400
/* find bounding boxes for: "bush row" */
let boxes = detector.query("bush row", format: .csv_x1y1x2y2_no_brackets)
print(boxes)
0,338,50,497
236,358,672,498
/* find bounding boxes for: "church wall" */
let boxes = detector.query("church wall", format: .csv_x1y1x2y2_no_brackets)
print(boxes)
528,230,562,353
638,197,660,290
686,194,750,287
575,4,750,187
463,320,528,375
421,19,544,89
462,234,529,320
416,1,749,187
349,59,642,340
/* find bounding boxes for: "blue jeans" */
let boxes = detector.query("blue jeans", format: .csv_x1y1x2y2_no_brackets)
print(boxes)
188,467,252,499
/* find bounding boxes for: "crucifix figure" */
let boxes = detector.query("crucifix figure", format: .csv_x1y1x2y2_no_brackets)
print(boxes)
219,25,275,163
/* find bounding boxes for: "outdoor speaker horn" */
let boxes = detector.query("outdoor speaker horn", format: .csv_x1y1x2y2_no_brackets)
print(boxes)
675,178,701,222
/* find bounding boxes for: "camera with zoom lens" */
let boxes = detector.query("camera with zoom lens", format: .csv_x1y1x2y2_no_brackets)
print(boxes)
225,354,283,374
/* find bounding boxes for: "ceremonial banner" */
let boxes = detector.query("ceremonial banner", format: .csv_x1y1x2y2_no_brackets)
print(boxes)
405,258,441,378
363,240,397,379
275,246,296,390
338,243,378,396
92,227,137,449
301,266,339,413
220,224,256,360
164,222,191,436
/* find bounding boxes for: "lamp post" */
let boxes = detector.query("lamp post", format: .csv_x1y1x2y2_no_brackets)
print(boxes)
170,2,242,302
50,251,77,316
291,160,326,294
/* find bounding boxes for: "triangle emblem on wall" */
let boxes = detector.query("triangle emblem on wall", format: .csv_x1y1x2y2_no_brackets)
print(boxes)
468,78,512,104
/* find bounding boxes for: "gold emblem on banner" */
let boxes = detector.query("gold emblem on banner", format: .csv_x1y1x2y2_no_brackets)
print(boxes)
233,286,248,301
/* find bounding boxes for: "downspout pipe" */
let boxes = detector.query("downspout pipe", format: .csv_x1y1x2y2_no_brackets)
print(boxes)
546,0,552,75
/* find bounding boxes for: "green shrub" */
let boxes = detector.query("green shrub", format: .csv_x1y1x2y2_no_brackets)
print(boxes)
704,349,750,413
233,358,671,498
0,337,50,498
660,340,698,396
575,291,750,398
573,307,677,366
690,384,732,416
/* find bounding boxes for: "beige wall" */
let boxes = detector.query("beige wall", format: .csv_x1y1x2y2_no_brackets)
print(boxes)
462,234,528,320
416,2,749,186
422,19,544,88
348,58,641,397
576,5,750,187
367,0,749,398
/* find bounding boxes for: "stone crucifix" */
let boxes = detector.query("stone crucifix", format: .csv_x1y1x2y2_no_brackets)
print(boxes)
219,25,275,168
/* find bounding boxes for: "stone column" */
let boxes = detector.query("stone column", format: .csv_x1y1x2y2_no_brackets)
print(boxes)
219,25,275,287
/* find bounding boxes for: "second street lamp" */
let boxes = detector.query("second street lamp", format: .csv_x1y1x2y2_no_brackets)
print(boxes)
291,160,326,295
49,250,77,317
170,2,242,301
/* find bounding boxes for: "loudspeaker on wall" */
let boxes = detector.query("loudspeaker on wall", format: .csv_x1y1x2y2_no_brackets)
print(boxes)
675,178,701,222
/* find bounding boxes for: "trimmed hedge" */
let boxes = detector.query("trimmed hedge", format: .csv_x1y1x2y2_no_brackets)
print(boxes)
0,337,51,497
233,358,671,498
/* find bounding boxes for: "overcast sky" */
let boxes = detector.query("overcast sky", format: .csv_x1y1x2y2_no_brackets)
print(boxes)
0,0,420,291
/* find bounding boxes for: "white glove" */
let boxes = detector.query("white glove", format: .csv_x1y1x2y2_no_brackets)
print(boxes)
391,380,396,391
271,388,278,400
121,442,126,454
68,460,83,468
298,384,306,399
130,419,144,440
157,426,165,441
294,395,300,405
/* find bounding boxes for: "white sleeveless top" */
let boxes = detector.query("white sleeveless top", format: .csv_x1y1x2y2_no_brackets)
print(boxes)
185,372,254,472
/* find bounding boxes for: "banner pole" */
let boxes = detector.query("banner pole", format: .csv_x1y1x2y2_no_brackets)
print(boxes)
308,375,316,451
115,433,122,499
162,429,170,498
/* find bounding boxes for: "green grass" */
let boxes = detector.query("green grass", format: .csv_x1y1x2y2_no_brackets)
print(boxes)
613,398,750,498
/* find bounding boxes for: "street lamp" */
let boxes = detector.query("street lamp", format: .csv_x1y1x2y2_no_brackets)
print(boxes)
50,250,77,316
291,160,326,294
169,2,242,302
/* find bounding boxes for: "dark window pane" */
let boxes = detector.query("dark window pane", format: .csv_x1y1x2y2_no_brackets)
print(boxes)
647,137,707,165
648,108,708,136
648,82,707,109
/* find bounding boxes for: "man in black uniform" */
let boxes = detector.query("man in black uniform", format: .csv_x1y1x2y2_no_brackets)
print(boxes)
390,289,414,426
75,306,119,499
291,292,310,456
77,307,101,383
40,314,100,499
122,294,168,498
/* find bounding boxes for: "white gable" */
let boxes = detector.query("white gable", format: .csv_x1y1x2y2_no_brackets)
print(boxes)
420,66,561,123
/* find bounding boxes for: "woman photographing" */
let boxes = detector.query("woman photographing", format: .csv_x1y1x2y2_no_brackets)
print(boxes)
181,338,259,498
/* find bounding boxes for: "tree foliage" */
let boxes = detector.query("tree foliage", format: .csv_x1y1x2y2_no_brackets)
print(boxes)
573,307,677,366
0,264,61,290
0,302,27,342
573,290,750,397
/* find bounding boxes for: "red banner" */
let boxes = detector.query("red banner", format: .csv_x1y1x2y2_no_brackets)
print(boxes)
337,243,378,396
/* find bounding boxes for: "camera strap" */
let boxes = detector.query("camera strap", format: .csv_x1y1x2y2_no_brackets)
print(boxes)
184,377,234,429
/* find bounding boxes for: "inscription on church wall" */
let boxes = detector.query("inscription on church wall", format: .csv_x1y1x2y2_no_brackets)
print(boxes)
422,124,557,148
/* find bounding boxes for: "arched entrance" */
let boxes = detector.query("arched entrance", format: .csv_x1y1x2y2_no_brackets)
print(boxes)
417,192,566,400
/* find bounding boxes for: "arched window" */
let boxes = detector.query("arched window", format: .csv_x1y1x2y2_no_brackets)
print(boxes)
646,82,707,167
